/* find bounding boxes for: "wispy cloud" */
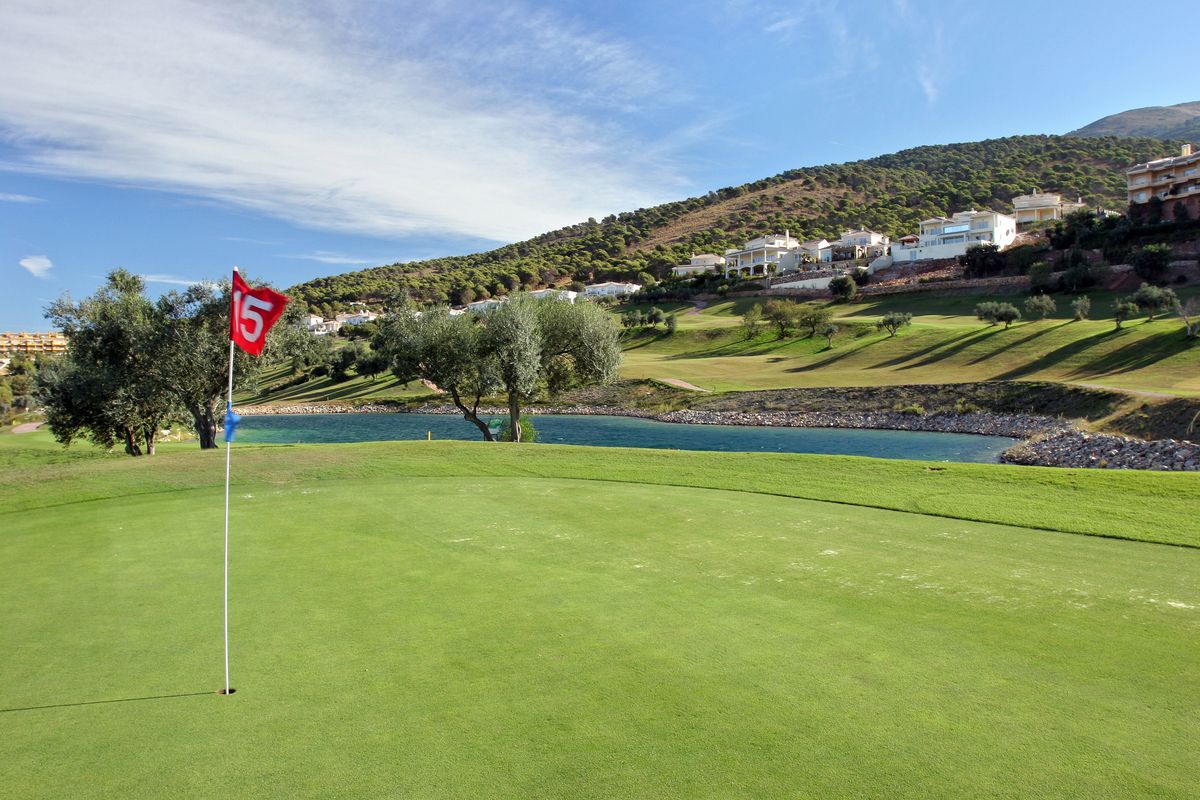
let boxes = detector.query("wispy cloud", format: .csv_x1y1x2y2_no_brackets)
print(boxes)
281,251,391,266
0,1,683,243
0,192,44,203
917,62,938,104
19,255,53,278
139,273,206,287
222,236,280,246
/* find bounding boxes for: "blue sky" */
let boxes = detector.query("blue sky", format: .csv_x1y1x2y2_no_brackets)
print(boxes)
2,0,1195,330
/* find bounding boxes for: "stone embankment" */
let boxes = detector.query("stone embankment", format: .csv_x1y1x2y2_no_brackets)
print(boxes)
1002,430,1200,472
413,403,1060,439
237,401,1200,471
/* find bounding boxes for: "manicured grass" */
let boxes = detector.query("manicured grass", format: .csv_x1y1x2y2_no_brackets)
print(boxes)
621,310,1200,395
238,361,430,405
2,438,1198,797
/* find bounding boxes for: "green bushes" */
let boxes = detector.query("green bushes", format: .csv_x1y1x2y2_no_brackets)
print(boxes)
876,311,913,337
1024,294,1056,320
1071,296,1091,321
828,275,858,302
975,301,1021,328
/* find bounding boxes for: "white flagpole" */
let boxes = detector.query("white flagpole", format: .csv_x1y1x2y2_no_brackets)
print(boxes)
222,273,237,696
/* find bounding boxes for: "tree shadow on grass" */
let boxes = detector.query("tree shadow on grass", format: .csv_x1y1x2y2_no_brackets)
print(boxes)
1060,324,1197,380
785,336,883,373
989,326,1136,380
1,691,213,714
961,321,1073,366
868,327,993,369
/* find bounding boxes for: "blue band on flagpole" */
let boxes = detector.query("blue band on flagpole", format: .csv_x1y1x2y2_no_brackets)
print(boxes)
224,402,241,443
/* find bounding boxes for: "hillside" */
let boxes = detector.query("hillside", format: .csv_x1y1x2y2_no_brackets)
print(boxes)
1069,101,1200,141
288,135,1170,313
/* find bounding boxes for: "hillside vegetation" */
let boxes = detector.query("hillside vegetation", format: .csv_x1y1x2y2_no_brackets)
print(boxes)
289,136,1171,313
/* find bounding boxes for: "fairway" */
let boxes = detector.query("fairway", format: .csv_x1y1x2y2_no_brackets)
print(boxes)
619,295,1200,396
3,440,1199,797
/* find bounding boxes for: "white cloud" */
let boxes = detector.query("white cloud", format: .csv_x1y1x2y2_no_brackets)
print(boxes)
0,1,683,243
0,192,44,203
19,255,53,278
917,62,938,104
281,251,391,266
139,273,206,287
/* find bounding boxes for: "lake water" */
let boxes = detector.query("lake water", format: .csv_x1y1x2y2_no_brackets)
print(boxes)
237,413,1016,463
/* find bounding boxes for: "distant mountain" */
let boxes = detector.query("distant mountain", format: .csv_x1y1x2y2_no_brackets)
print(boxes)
1069,101,1200,141
289,136,1167,313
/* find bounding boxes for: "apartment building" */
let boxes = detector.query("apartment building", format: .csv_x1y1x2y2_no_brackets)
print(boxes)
1127,144,1200,221
0,331,69,355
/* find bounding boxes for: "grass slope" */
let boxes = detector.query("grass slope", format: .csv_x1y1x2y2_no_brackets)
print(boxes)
620,293,1200,395
2,437,1198,798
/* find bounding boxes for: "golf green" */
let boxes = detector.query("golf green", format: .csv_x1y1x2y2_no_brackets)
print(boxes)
2,454,1198,797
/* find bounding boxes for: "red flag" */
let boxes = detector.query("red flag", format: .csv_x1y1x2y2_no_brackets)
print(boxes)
230,269,288,356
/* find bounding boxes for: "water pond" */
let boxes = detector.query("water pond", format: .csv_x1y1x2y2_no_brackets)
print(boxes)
237,413,1017,463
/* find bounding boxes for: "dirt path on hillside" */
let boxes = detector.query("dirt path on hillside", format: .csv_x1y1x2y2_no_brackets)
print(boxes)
657,378,709,392
11,422,43,434
685,300,708,315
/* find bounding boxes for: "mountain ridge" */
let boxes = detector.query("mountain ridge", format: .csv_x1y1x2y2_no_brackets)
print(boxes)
1069,101,1200,141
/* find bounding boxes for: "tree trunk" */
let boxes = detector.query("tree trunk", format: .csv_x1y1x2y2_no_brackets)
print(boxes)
123,428,143,456
448,387,495,442
143,426,157,456
508,392,522,444
188,403,219,449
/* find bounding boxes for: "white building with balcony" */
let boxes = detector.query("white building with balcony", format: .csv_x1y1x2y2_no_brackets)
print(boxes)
672,253,726,277
722,232,804,278
890,210,1017,263
832,229,890,260
1011,190,1086,226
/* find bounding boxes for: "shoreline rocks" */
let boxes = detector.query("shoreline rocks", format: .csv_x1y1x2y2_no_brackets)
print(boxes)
1002,429,1199,472
234,400,1199,471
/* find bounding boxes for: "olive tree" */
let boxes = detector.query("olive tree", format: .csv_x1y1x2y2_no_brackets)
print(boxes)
876,311,913,337
42,270,177,455
1024,294,1056,320
376,304,502,441
487,295,621,443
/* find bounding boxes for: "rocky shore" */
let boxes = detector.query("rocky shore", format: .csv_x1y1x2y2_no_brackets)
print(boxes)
236,400,1199,471
1002,429,1200,472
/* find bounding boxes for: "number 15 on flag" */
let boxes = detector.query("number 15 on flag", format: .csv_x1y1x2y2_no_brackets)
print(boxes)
230,269,289,356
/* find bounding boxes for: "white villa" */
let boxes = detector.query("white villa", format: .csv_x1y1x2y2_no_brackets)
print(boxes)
889,209,1018,263
336,310,380,326
465,297,506,313
1011,190,1086,226
671,253,726,277
832,229,890,260
584,282,642,298
528,288,578,303
722,232,801,278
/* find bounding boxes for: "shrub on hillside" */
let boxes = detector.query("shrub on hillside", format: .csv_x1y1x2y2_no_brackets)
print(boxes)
828,275,857,302
876,311,913,338
975,302,1000,325
1113,300,1140,330
1071,296,1091,321
1130,283,1178,321
1024,294,1056,320
1130,244,1172,282
763,299,800,337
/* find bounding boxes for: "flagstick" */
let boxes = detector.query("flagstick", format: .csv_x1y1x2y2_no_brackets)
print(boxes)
222,336,235,695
